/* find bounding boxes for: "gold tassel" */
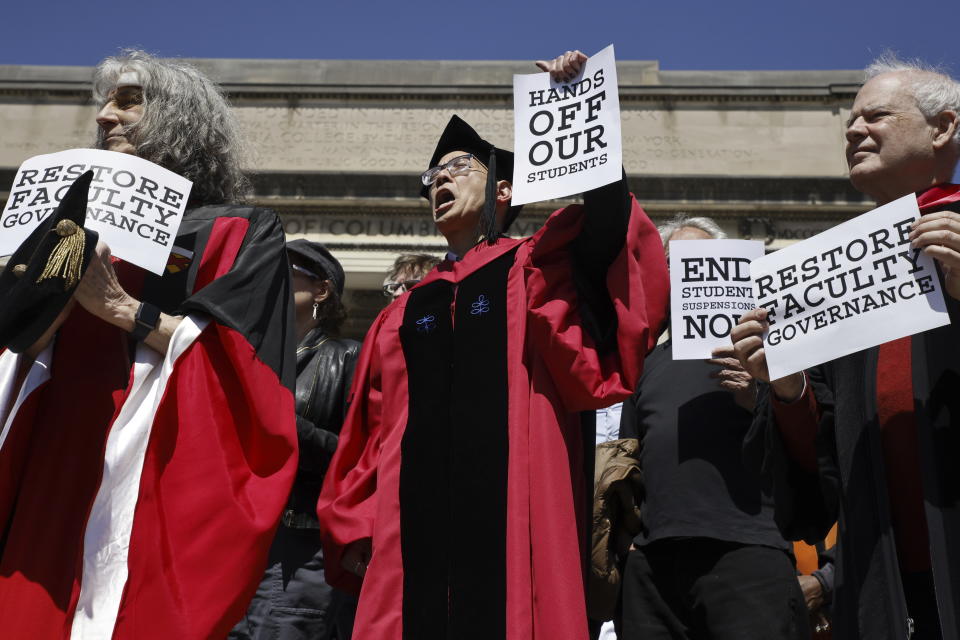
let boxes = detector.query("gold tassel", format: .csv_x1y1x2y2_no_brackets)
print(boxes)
36,220,85,290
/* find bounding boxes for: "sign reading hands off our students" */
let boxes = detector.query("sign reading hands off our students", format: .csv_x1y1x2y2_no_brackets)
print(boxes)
670,239,765,359
511,44,622,206
0,149,193,275
751,194,950,380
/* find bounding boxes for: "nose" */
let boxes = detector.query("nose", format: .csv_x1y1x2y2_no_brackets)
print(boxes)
433,168,453,188
845,116,867,144
391,283,407,299
96,102,119,130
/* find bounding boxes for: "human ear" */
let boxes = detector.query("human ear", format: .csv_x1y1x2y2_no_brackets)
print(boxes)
314,279,332,304
932,110,958,150
496,180,513,205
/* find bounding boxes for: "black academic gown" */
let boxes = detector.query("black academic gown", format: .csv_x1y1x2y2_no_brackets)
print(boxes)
747,285,960,640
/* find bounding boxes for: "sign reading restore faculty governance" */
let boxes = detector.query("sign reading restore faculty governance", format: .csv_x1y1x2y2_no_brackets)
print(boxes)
751,194,950,380
511,45,622,206
0,149,192,275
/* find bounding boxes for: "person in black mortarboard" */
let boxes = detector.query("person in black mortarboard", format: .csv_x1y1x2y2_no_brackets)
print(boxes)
317,50,670,640
0,50,298,639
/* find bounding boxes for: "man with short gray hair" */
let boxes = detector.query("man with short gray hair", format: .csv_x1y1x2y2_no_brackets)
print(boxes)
732,55,960,639
618,215,809,640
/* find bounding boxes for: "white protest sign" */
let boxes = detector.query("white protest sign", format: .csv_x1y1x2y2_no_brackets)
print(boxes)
511,44,622,206
1,149,193,275
752,194,950,380
670,239,765,359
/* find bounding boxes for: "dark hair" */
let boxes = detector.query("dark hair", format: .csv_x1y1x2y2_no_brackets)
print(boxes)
290,255,348,334
386,253,441,282
316,286,348,335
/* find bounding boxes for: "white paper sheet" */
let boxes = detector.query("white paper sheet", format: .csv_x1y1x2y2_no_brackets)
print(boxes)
511,44,622,206
750,194,950,380
1,149,193,275
670,239,765,359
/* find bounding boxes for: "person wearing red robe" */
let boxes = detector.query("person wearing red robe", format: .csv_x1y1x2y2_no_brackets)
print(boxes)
0,51,297,639
317,51,669,640
732,57,960,640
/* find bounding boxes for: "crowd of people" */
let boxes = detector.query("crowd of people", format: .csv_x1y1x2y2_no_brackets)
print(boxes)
0,46,957,640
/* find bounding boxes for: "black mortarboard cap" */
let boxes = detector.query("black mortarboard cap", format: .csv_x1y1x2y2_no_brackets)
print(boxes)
420,115,524,240
286,239,345,296
0,170,98,353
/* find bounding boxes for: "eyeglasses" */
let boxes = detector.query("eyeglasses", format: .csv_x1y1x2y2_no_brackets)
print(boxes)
291,263,320,279
382,279,422,297
420,154,486,187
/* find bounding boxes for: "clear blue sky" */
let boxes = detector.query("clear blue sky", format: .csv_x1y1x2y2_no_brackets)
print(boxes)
2,0,954,71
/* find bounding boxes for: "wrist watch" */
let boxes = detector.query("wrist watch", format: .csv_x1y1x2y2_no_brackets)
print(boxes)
131,302,162,341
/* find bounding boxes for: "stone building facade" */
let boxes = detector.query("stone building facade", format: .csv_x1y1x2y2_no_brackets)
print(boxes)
0,58,870,337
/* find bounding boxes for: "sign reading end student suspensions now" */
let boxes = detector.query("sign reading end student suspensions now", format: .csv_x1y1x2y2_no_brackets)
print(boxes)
511,45,622,206
670,239,766,359
0,149,193,275
751,194,950,380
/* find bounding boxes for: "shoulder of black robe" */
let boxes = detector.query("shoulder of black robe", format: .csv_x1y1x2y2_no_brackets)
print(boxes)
175,204,296,391
743,367,840,544
571,169,632,352
914,283,960,637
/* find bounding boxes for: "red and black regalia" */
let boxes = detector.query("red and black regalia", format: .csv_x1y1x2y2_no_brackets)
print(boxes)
0,205,298,639
746,185,960,639
317,151,669,639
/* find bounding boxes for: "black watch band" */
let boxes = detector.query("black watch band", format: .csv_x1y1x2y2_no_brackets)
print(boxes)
131,302,162,342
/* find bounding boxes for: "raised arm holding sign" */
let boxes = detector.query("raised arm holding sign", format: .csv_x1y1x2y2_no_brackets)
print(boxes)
316,49,668,640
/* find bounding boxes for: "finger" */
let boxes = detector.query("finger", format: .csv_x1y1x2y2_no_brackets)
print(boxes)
910,209,960,233
567,50,586,77
711,344,735,358
730,319,767,343
732,336,765,365
706,357,743,370
922,244,960,271
913,227,960,253
718,379,749,392
911,214,960,245
552,53,568,81
535,60,550,72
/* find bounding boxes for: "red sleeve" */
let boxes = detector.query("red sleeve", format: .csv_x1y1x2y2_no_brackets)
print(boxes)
771,373,820,473
316,311,387,595
521,195,669,412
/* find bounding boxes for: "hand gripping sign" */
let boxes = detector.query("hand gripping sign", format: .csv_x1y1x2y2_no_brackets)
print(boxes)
751,194,950,380
511,45,623,206
1,149,193,275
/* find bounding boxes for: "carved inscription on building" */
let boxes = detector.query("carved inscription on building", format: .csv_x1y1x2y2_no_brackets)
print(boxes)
0,98,850,180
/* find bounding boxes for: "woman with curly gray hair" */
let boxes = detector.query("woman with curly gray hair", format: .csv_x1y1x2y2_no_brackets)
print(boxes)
92,49,250,205
0,50,298,639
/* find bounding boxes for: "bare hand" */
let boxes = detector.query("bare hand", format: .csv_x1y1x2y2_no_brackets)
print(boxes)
730,309,773,381
535,50,588,83
798,574,824,612
341,537,372,578
73,241,137,329
729,309,804,402
708,344,755,410
910,209,960,300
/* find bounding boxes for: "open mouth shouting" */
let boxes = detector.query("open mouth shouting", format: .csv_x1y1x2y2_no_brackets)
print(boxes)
434,187,455,219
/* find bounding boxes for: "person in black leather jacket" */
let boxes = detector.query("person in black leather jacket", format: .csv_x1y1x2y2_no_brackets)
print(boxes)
231,240,360,640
